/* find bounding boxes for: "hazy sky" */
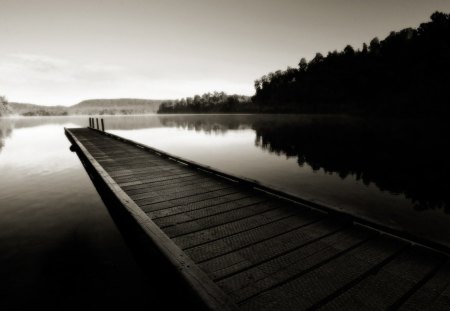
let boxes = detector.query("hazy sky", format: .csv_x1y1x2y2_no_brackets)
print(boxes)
1,0,450,106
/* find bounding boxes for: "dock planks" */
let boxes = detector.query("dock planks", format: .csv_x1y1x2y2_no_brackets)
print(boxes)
65,127,450,310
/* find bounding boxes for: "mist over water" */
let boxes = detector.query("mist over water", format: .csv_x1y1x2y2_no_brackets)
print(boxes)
1,114,450,308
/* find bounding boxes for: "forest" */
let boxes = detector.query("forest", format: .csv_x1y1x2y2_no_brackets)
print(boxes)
161,11,450,115
252,11,450,115
3,12,449,116
157,92,253,113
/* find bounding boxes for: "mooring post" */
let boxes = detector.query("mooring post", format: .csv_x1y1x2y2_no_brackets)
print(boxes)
96,118,99,130
101,118,105,132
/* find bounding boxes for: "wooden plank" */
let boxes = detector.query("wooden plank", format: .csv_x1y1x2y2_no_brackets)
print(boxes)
199,218,347,280
123,175,214,193
104,157,180,168
134,183,235,206
318,246,445,310
154,196,269,230
139,188,241,212
130,179,230,201
113,167,192,183
65,128,239,311
162,200,279,238
107,165,183,177
239,235,407,311
218,225,376,302
398,261,450,310
147,192,252,219
185,212,323,263
118,172,197,187
172,205,302,249
67,128,450,311
125,175,212,195
420,271,450,311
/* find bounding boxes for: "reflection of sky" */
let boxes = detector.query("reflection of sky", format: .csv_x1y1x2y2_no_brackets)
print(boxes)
0,119,158,309
0,122,104,236
0,124,77,175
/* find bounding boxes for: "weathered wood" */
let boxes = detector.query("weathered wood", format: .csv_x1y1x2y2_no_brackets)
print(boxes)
65,128,239,311
65,127,450,311
172,206,301,249
139,188,241,212
239,235,407,310
148,192,253,219
399,261,450,310
199,218,348,280
318,246,445,310
219,225,377,302
184,213,322,263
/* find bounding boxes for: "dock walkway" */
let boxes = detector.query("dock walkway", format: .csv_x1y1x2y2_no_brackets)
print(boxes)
65,127,450,310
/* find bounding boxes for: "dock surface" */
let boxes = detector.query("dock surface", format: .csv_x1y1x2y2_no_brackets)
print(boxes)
66,127,450,310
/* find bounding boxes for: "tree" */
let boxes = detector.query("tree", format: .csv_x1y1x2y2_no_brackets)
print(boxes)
250,11,450,116
299,58,308,72
344,45,355,56
362,43,368,54
369,37,380,52
309,53,324,67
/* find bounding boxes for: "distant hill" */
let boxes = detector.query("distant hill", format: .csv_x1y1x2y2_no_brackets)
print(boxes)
9,102,68,116
5,98,164,116
69,98,163,115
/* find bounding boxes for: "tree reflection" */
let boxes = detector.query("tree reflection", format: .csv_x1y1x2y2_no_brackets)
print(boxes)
0,120,13,153
159,114,450,212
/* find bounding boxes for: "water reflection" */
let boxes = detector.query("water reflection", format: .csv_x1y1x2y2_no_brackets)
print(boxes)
157,114,450,213
2,114,450,249
0,119,13,152
0,116,165,309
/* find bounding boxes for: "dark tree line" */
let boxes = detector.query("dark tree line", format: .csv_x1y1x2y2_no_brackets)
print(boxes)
158,92,255,113
253,12,450,115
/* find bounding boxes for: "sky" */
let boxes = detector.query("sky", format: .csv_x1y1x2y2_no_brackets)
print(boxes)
1,0,450,106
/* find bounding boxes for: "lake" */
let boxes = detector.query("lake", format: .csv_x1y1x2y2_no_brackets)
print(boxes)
1,114,449,307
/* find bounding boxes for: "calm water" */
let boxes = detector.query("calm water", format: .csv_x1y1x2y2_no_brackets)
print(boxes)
1,114,450,306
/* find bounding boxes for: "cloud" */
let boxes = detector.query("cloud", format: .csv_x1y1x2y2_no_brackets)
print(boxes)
0,53,253,106
0,53,133,104
0,53,127,83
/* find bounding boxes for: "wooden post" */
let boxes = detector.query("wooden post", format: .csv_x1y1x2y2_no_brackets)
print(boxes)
101,118,105,132
96,118,99,130
89,118,92,128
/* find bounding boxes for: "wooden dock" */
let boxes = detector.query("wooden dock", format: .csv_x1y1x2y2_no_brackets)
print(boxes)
65,127,450,310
